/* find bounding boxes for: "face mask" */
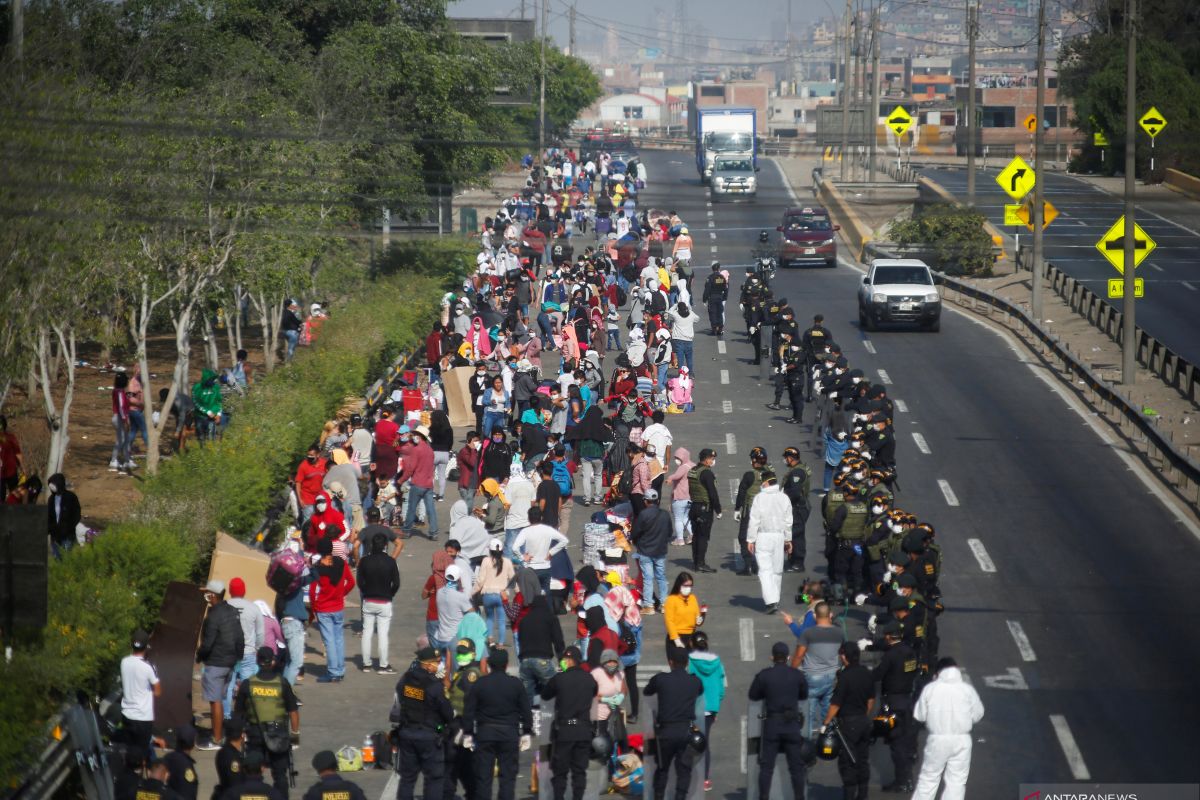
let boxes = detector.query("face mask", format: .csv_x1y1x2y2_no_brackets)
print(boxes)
559,658,570,672
888,522,901,533
446,579,458,588
49,484,58,494
680,586,692,596
836,432,848,441
473,442,482,450
673,458,681,465
306,455,317,463
854,471,866,480
477,370,486,376
315,501,327,511
604,663,620,675
872,505,884,515
456,654,473,667
493,437,503,444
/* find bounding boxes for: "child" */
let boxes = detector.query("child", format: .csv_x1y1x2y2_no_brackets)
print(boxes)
686,631,726,792
374,476,399,526
606,305,622,351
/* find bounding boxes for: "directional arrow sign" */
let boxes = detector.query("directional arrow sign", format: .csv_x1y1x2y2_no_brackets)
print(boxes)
1023,113,1038,133
1107,278,1145,299
1095,215,1156,274
1139,106,1167,139
887,106,913,137
996,155,1036,201
1017,197,1058,231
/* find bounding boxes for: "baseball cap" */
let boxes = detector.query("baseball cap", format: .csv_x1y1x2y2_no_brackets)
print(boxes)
445,565,462,583
203,579,225,595
131,629,151,650
488,538,504,552
643,487,659,501
415,646,439,663
229,577,246,597
563,645,583,662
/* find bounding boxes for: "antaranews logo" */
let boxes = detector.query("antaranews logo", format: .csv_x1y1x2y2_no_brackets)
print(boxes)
1020,785,1198,800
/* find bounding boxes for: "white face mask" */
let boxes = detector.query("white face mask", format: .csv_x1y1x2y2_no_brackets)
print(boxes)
888,522,901,533
315,501,327,511
871,505,884,515
473,442,482,451
673,458,681,465
853,471,866,480
680,586,692,596
49,484,59,494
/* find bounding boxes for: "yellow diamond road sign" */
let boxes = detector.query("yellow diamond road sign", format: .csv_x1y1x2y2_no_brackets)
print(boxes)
1139,107,1167,139
1017,197,1058,231
1094,131,1110,147
1107,278,1144,299
1095,215,1156,274
887,107,913,137
1004,204,1024,227
1023,114,1038,133
996,156,1036,201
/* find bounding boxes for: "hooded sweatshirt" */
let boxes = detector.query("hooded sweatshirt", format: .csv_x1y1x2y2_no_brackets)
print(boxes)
309,556,355,614
449,500,491,559
687,651,727,714
305,491,345,552
667,447,694,502
192,369,223,417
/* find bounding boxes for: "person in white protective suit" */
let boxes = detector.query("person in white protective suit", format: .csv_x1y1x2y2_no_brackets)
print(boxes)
911,657,985,800
745,471,792,615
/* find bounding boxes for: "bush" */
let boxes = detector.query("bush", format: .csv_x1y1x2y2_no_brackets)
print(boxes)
887,203,995,277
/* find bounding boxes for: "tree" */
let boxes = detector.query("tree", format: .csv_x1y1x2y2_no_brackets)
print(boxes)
887,204,995,277
495,43,603,143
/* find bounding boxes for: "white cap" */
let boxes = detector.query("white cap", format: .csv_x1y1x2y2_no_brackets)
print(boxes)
488,539,504,552
656,328,671,340
643,488,659,501
445,565,463,583
310,303,321,314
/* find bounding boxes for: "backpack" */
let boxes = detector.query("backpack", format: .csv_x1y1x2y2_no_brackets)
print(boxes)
615,284,628,308
620,264,638,284
266,547,306,595
616,468,633,499
552,459,574,497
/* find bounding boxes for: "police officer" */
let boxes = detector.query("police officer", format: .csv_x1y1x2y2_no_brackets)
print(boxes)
164,723,199,800
464,648,533,800
871,622,918,793
801,314,832,401
863,492,894,589
781,341,806,424
827,480,869,594
212,719,246,800
444,640,483,800
867,417,897,471
748,642,809,800
701,262,729,335
394,646,453,800
235,647,299,798
301,751,366,800
541,646,598,800
686,449,722,573
744,289,768,364
780,447,811,572
734,448,773,577
820,643,874,800
643,647,704,800
128,757,183,800
221,750,285,800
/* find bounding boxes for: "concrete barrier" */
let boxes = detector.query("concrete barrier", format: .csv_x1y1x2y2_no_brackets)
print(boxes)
1164,168,1200,200
816,179,873,261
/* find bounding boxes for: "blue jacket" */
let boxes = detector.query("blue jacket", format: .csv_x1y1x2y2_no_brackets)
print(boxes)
687,652,727,714
824,430,850,467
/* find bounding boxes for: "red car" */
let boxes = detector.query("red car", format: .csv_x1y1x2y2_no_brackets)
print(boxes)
776,206,840,268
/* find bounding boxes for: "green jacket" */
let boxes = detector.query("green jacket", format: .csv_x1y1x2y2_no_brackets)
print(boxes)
192,368,223,417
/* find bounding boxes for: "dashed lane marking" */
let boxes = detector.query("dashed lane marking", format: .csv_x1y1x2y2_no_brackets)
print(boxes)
729,478,739,506
717,340,727,354
894,399,908,413
877,369,893,385
708,221,715,228
740,715,748,773
1150,263,1164,272
912,432,931,454
1183,281,1198,292
863,340,876,354
1006,620,1037,662
966,538,996,572
720,369,730,384
707,210,714,217
739,618,755,661
1050,715,1092,780
725,432,738,455
937,479,960,506
722,400,733,413
709,232,717,240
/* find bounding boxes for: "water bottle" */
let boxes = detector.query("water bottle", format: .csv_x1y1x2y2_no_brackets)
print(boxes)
362,735,374,766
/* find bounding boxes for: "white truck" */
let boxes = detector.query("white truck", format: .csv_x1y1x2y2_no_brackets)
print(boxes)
857,258,942,332
694,106,757,184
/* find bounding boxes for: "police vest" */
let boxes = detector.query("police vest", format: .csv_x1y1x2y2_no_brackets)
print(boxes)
743,465,773,511
399,669,436,729
839,500,869,541
248,675,286,723
822,489,846,526
865,520,889,561
687,466,710,506
785,465,811,508
448,664,481,717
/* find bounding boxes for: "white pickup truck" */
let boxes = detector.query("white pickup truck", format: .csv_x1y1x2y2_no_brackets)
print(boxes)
857,258,942,332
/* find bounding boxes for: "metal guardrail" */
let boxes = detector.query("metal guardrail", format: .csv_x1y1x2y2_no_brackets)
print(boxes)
364,348,418,414
9,693,121,800
626,136,814,157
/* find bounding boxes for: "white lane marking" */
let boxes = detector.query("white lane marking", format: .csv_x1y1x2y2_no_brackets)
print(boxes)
1006,620,1037,662
711,246,719,254
722,400,733,413
1150,263,1164,272
1050,715,1092,780
937,479,960,506
771,158,801,204
739,618,755,661
725,432,738,455
912,432,932,454
706,201,713,208
863,340,877,354
708,221,716,228
966,538,996,572
877,369,893,384
1183,281,1198,292
739,715,748,773
717,340,727,354
894,399,908,413
709,232,717,240
381,772,398,800
720,369,730,384
707,210,714,217
729,478,740,506
983,667,1029,690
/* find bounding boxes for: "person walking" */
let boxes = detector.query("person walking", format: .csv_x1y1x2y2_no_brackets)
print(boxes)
662,572,701,655
473,540,516,646
358,532,401,674
511,507,568,595
392,646,454,800
541,646,598,800
111,372,134,471
235,647,300,798
643,647,704,800
309,538,355,683
748,642,809,800
911,658,984,800
665,448,694,547
398,426,439,541
789,601,844,739
686,631,726,792
46,473,82,560
630,488,671,614
700,262,729,336
686,450,721,573
224,578,264,729
746,472,793,614
196,580,243,750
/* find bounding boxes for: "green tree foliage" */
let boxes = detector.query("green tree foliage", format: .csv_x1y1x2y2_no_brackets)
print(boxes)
887,204,996,277
494,42,603,143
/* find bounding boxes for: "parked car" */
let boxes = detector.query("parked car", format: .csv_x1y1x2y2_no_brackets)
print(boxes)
776,206,839,268
857,258,942,332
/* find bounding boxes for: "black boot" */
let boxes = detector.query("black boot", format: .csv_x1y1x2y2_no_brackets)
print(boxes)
843,786,857,800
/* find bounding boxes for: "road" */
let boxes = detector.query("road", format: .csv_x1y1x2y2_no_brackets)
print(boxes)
919,165,1200,365
187,150,1200,800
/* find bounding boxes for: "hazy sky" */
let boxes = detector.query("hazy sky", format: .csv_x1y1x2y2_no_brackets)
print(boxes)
447,0,825,47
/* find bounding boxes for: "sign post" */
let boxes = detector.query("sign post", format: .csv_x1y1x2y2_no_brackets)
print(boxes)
1139,106,1167,174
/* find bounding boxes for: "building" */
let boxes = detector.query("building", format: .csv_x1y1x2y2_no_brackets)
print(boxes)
688,80,770,134
450,18,535,106
590,92,666,130
953,70,1084,157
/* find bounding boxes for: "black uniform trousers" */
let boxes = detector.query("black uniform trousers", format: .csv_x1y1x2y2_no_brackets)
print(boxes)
758,722,808,800
750,329,763,364
443,738,475,800
884,697,916,785
474,739,519,800
247,740,291,799
652,733,694,800
772,373,786,404
788,504,809,567
836,715,872,788
707,299,725,331
688,503,714,568
833,541,864,592
786,376,806,422
397,731,443,800
550,739,591,800
738,515,758,575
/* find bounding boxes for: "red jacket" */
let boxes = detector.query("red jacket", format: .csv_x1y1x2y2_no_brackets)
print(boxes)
456,445,479,489
398,439,435,490
309,557,355,613
425,331,442,367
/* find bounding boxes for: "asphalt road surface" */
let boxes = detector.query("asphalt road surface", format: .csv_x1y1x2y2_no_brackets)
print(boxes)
919,165,1200,365
191,151,1200,800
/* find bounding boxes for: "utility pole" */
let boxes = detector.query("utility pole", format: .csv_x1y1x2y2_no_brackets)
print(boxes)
786,0,793,89
537,0,547,170
9,0,22,67
568,2,576,57
966,0,979,205
1030,0,1046,321
520,0,526,20
839,0,853,181
1121,0,1137,385
869,9,880,183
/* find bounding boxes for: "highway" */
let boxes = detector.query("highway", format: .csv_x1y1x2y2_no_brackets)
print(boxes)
918,164,1200,365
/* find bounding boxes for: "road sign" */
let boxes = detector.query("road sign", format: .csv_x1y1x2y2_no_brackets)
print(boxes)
1094,131,1110,147
1095,215,1156,274
1139,107,1167,139
1004,204,1024,226
1017,197,1058,231
996,156,1036,201
1023,114,1038,133
1107,278,1145,299
887,107,913,137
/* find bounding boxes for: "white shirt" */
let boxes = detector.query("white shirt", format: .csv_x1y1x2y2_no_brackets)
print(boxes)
512,524,569,570
913,667,985,735
747,485,794,542
616,217,630,237
120,654,159,722
350,428,373,469
670,311,697,343
505,476,535,529
641,423,673,466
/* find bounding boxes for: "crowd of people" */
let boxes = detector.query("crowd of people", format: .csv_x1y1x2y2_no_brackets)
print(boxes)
113,149,984,800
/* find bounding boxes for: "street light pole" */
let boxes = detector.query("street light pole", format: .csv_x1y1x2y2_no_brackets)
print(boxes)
1030,0,1046,321
1121,0,1137,385
966,0,978,205
537,0,547,171
840,0,853,181
869,9,880,183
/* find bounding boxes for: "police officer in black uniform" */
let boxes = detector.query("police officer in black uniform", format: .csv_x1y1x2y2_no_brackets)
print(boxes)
235,647,300,798
212,719,246,800
541,646,598,800
464,648,533,800
301,751,366,800
748,642,809,800
686,449,722,574
780,447,811,572
872,622,918,793
445,640,483,800
781,341,807,424
222,750,285,800
801,315,832,400
128,758,183,800
164,723,199,800
394,646,453,800
701,262,729,336
643,646,704,800
821,642,874,800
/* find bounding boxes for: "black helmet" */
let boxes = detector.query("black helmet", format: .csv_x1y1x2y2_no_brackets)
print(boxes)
872,710,897,739
816,727,842,760
590,734,612,761
687,727,707,753
758,230,770,243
